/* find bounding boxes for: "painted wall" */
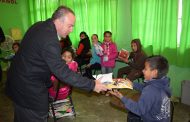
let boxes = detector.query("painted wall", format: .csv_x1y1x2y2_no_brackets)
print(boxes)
0,0,29,36
0,0,190,97
116,0,132,50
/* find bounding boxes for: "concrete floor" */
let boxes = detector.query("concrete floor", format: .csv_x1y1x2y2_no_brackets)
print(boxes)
0,80,190,122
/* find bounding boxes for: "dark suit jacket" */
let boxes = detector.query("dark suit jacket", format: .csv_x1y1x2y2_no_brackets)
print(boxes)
0,26,5,43
6,19,95,112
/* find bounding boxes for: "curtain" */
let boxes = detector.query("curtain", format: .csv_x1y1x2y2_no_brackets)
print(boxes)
28,0,118,47
28,0,59,24
177,0,190,67
131,0,178,64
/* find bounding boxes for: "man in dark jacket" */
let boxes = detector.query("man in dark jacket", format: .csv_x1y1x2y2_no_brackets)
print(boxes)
0,27,5,43
6,6,108,122
0,26,5,82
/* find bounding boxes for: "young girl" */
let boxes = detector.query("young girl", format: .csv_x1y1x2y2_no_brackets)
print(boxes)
117,39,147,81
83,34,101,79
48,48,78,100
75,31,91,67
99,31,118,74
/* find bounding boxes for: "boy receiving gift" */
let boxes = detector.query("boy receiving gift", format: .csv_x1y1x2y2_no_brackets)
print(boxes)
110,55,171,122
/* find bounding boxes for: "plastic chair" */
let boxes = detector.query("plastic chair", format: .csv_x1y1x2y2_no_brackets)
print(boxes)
170,100,174,122
49,81,76,122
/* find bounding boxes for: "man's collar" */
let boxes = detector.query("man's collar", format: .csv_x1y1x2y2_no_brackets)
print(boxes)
57,34,61,41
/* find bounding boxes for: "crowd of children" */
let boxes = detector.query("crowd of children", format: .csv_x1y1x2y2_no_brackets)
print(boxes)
46,30,171,121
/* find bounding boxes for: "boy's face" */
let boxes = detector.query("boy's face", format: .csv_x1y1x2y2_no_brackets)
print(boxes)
143,62,157,81
62,51,72,63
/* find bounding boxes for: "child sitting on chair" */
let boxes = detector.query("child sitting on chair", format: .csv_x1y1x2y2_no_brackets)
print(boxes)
48,48,78,100
117,39,147,81
110,55,171,122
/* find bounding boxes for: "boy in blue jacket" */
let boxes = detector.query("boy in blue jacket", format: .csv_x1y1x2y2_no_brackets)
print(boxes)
110,55,171,122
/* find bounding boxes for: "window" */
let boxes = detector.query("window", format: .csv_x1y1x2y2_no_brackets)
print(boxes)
177,0,182,47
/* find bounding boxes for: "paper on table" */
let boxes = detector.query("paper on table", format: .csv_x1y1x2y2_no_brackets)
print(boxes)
93,73,113,83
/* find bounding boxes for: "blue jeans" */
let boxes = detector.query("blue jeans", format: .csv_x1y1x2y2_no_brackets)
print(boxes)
101,66,113,74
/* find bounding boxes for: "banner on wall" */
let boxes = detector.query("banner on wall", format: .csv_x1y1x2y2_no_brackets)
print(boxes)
0,0,17,4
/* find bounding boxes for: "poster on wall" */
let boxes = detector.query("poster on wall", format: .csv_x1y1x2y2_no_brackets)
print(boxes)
0,0,17,4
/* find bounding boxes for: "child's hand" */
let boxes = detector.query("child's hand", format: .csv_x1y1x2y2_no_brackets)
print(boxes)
118,56,128,63
118,55,123,59
109,89,123,99
123,58,129,63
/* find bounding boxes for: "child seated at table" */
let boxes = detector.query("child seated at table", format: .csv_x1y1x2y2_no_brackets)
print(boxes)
48,48,78,100
117,39,147,81
110,55,171,122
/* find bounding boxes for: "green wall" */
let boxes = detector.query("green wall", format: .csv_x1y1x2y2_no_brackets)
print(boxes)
0,0,29,36
116,0,132,50
0,0,190,97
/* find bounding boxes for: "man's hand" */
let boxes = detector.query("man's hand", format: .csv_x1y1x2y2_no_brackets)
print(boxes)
109,89,123,99
93,80,109,93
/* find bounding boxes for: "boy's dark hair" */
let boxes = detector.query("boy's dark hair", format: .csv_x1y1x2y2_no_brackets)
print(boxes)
131,38,142,52
12,42,20,49
61,47,75,59
146,55,169,79
104,31,112,37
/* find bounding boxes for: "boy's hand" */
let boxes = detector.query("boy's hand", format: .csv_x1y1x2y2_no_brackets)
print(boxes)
109,89,123,99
